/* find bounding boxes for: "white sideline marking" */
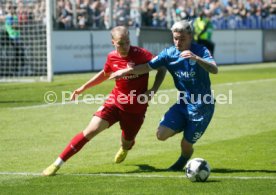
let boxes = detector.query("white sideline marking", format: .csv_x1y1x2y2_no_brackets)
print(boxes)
11,78,276,110
0,172,276,180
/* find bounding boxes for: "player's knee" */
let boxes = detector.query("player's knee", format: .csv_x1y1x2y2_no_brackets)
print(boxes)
83,117,109,140
156,126,175,141
156,130,168,141
83,130,96,140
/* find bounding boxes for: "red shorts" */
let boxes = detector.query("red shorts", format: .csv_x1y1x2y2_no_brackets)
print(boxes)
94,104,146,141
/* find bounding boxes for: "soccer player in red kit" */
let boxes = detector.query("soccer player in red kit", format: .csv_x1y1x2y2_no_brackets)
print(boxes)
42,26,167,176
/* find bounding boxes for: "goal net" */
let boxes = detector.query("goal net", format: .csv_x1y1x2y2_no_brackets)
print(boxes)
0,0,52,82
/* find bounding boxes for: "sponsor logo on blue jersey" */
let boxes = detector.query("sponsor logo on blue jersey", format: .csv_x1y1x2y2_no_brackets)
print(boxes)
174,70,196,80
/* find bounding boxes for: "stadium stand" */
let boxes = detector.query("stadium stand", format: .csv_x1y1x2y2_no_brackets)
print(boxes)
1,0,275,30
50,0,276,30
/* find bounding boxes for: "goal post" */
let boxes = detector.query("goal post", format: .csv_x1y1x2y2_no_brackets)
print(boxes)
46,0,53,82
0,0,53,82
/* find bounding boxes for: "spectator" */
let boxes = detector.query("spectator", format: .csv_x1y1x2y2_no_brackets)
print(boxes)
56,0,73,29
113,0,130,26
76,0,89,28
237,1,247,18
193,11,215,55
141,0,156,27
129,4,141,27
245,0,258,16
103,3,110,29
158,11,167,28
17,2,28,25
4,4,25,73
270,0,276,14
33,2,42,22
260,0,270,18
152,11,167,28
209,0,223,17
0,4,5,23
89,0,105,28
39,1,47,24
78,13,86,28
185,0,197,19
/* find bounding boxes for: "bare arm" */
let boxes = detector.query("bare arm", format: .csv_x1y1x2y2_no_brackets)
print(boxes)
180,50,218,74
71,70,110,100
195,56,218,74
109,63,152,79
142,67,167,101
109,64,167,100
149,67,167,93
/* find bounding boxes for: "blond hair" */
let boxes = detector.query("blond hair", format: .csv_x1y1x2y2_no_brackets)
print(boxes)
111,26,129,39
171,20,193,34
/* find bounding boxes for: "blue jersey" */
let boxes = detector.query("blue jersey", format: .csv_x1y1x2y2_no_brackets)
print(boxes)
148,43,215,104
149,43,216,142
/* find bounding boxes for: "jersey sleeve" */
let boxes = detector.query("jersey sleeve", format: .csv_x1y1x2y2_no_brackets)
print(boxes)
201,47,216,64
148,49,167,69
103,54,113,74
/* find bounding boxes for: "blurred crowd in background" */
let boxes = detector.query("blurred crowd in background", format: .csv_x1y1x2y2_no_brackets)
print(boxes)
0,0,275,76
54,0,276,29
0,0,276,30
0,0,46,27
0,0,47,76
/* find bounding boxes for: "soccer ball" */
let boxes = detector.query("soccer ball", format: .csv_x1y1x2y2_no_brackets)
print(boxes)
185,158,211,182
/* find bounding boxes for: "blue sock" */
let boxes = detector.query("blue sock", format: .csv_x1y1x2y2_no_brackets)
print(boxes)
168,155,190,171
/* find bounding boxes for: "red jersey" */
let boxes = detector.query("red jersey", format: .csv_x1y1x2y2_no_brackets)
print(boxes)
104,46,153,113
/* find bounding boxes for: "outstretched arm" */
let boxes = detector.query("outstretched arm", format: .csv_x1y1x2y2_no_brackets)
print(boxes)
71,70,110,100
109,63,152,80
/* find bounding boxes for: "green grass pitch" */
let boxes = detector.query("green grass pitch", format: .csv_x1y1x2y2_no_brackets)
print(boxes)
0,63,276,194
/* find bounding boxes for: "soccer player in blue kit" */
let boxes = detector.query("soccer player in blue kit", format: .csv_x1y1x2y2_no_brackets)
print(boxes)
110,20,218,171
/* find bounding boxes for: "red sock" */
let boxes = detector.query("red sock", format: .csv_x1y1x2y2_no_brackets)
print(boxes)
59,132,89,162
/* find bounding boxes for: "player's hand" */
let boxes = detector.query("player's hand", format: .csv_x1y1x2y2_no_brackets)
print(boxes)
180,50,198,61
70,86,85,101
141,89,156,102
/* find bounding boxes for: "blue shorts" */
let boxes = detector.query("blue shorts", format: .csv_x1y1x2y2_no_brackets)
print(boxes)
160,103,215,144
